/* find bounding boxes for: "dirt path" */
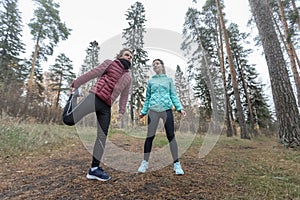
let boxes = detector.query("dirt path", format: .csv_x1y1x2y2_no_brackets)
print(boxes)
0,136,292,200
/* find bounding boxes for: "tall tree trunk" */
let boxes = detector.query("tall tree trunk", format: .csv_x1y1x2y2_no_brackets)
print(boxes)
24,43,38,117
277,0,300,105
28,28,42,93
55,74,63,108
216,18,234,137
273,13,300,75
215,0,249,139
291,0,300,31
26,22,44,116
292,45,300,71
249,0,300,147
235,55,257,136
198,39,220,134
28,42,39,91
228,101,237,136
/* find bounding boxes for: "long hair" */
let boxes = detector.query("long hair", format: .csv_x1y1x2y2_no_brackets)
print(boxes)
152,58,166,74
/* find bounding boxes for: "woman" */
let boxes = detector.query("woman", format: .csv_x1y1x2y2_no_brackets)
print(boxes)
62,48,133,181
138,58,186,175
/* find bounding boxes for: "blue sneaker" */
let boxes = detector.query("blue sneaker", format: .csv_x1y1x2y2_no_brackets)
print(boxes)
138,160,148,173
86,167,111,181
174,161,184,175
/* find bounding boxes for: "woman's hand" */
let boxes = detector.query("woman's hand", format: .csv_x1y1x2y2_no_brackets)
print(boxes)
116,114,122,120
180,110,186,117
139,114,145,119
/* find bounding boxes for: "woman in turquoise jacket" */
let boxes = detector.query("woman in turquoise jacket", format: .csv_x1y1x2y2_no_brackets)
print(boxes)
138,58,186,175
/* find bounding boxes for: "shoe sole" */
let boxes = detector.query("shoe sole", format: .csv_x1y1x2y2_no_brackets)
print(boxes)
86,174,111,181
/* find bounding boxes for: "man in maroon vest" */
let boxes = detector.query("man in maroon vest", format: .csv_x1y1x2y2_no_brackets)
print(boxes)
62,48,133,181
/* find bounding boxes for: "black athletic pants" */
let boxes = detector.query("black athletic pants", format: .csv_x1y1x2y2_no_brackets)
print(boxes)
143,109,179,163
62,93,111,168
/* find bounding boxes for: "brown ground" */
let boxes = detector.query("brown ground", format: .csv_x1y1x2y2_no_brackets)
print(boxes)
0,133,297,200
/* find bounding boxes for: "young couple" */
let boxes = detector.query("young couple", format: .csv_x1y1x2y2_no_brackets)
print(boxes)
62,48,186,181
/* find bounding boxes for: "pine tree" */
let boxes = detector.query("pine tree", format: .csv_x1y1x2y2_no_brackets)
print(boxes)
48,53,75,108
249,0,300,147
175,65,190,107
122,1,149,125
27,0,71,95
174,64,195,132
182,6,225,134
290,0,300,31
269,0,300,105
26,54,44,103
227,23,272,136
78,41,100,95
215,0,249,139
250,80,274,130
0,0,26,115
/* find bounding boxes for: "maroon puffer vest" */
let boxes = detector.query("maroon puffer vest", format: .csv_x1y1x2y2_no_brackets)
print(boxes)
89,59,130,106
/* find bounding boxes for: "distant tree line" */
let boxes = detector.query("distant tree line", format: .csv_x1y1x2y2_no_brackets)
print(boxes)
0,0,299,147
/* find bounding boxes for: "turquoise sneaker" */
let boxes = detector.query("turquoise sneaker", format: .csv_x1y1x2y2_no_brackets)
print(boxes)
138,160,148,173
174,161,184,175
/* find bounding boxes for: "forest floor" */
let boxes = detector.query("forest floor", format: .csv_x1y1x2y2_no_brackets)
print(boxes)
1,126,300,200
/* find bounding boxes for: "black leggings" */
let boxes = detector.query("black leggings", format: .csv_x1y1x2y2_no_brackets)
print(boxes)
143,109,179,163
62,93,111,168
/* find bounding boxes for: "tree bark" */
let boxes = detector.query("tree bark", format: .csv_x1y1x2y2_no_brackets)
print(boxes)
216,17,234,137
235,54,257,136
277,0,300,106
291,0,300,31
216,0,249,139
248,0,300,147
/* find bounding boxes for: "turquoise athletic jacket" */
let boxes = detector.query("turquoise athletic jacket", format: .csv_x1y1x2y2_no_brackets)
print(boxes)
141,74,184,115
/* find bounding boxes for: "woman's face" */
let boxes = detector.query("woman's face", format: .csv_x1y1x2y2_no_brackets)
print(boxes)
152,60,163,74
120,50,133,62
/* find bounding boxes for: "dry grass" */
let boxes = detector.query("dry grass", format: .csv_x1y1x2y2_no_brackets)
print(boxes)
0,122,300,199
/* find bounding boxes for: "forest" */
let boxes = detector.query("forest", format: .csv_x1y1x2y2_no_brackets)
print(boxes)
1,0,299,145
0,0,300,199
